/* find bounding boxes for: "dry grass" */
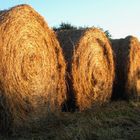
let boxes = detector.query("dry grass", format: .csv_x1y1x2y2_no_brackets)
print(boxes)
111,36,140,100
57,28,114,111
0,4,66,133
1,101,140,140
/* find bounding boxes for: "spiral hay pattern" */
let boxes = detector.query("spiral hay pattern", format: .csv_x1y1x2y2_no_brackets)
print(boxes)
0,4,66,133
111,36,140,100
58,28,114,111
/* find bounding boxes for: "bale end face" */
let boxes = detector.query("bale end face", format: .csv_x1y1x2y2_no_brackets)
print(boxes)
73,29,115,110
111,36,140,101
126,36,140,100
0,4,66,133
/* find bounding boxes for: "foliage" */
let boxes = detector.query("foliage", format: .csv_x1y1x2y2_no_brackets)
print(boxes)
98,27,112,39
53,22,112,39
104,30,112,39
53,22,77,31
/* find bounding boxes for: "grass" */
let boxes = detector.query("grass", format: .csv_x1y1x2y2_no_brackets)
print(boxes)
0,101,140,140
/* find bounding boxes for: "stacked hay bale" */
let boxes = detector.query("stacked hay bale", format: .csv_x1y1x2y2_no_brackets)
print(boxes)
0,4,66,133
57,28,115,111
111,36,140,100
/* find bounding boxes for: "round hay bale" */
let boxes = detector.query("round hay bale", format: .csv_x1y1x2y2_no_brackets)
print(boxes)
111,36,140,100
0,4,66,133
57,28,114,111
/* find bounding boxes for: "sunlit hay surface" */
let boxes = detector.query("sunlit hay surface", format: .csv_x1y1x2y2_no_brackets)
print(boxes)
111,36,140,100
0,4,66,133
58,28,114,111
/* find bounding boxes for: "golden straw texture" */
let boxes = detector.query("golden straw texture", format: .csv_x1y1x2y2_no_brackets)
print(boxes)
58,28,114,111
111,36,140,100
0,4,66,133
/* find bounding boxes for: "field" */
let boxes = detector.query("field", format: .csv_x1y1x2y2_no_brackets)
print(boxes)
0,101,140,140
0,4,140,140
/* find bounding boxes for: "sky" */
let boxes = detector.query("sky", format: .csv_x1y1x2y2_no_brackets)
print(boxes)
0,0,140,39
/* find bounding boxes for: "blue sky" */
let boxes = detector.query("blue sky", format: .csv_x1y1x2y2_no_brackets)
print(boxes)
0,0,140,39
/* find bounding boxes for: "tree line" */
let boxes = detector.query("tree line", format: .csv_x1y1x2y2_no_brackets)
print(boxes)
53,22,112,39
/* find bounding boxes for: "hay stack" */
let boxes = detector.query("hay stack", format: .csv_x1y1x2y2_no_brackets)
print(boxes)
0,4,66,133
57,28,114,111
111,36,140,100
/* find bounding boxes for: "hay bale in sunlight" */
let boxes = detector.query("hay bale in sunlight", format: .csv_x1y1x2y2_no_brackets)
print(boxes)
111,36,140,100
57,28,114,111
0,4,66,133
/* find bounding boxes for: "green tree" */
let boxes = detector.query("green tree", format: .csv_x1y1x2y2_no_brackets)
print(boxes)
97,27,112,39
53,22,112,39
53,22,77,31
104,30,112,39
